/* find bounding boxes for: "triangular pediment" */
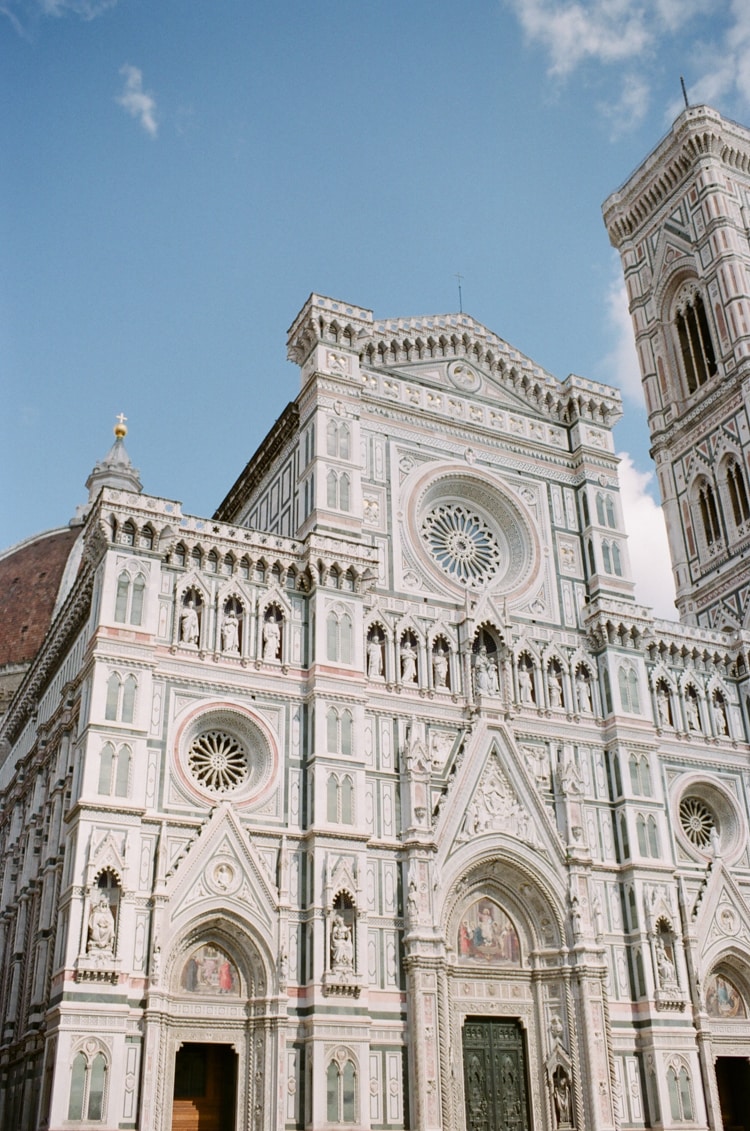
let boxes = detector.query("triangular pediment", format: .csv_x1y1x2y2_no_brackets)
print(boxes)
437,722,564,865
366,356,547,416
652,229,694,283
164,803,278,931
693,860,750,968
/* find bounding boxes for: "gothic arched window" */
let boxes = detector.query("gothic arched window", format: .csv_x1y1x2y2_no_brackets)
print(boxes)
114,572,146,625
667,1065,694,1122
326,418,338,458
104,673,136,723
327,419,351,460
602,541,612,574
114,573,129,622
98,743,131,797
726,458,750,529
326,1056,357,1123
339,473,351,512
68,1048,108,1121
121,675,136,723
327,774,354,824
326,708,353,755
697,479,722,547
675,290,717,394
618,664,641,714
327,611,353,664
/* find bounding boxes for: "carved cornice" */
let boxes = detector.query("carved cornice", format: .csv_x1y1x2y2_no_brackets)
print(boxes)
603,105,750,247
0,564,95,750
287,293,622,428
213,402,300,523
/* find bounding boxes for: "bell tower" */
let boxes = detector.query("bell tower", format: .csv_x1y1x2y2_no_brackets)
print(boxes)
603,104,750,629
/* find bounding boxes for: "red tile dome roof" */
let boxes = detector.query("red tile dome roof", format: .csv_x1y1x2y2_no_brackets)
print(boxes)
0,527,80,668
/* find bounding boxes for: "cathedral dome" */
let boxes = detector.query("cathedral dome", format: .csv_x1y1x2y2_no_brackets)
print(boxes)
0,526,82,715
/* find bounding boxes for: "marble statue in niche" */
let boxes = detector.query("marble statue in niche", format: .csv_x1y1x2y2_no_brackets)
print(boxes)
713,693,728,735
263,610,282,661
221,604,240,653
432,643,449,689
548,665,564,708
575,669,591,713
685,690,701,731
180,596,200,646
553,1066,572,1127
401,637,418,683
518,659,535,704
655,933,677,988
330,914,354,973
87,893,115,956
656,684,672,728
367,630,384,678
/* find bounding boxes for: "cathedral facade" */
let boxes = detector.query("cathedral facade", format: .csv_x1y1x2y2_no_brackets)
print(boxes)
2,104,750,1131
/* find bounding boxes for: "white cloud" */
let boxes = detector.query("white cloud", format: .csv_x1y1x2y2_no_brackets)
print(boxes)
505,0,743,129
617,451,677,620
1,0,116,31
116,65,158,139
682,0,750,112
507,0,651,77
39,0,117,15
599,72,651,135
601,261,643,403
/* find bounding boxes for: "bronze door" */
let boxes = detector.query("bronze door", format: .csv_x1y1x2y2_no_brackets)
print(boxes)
463,1019,530,1131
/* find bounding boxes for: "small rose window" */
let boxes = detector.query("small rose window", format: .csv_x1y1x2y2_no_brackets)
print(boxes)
187,730,249,794
679,796,715,848
176,706,277,806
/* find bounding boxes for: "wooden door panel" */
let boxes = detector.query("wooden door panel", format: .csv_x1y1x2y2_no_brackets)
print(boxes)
172,1043,236,1131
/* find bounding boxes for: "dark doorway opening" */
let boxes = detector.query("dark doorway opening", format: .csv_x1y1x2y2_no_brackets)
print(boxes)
172,1042,237,1131
463,1017,531,1131
716,1057,750,1131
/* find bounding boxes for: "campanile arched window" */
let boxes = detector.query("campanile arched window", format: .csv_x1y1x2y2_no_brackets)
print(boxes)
696,478,722,548
674,286,717,394
726,457,750,529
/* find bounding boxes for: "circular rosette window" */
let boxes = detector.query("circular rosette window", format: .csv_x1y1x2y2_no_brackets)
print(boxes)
175,705,278,807
407,467,541,597
674,777,745,863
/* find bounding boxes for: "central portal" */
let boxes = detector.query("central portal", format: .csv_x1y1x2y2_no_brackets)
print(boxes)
463,1018,530,1131
172,1042,237,1131
716,1056,750,1131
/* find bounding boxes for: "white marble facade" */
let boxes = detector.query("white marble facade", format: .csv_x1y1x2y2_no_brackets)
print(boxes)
3,104,750,1131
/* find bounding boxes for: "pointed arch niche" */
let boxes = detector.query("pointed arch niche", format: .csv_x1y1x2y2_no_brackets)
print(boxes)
704,958,750,1131
426,859,591,1131
145,916,275,1131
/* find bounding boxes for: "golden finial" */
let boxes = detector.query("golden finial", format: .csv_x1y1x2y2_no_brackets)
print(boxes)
114,413,128,439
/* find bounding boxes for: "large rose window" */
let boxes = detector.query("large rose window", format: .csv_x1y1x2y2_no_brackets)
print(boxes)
421,504,503,587
405,467,540,598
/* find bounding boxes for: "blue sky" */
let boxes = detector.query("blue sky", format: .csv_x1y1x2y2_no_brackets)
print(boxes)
3,0,749,617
